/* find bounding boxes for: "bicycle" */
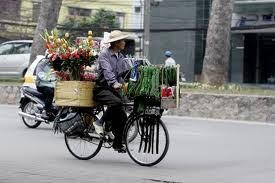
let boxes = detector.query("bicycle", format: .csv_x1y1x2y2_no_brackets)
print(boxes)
55,99,170,167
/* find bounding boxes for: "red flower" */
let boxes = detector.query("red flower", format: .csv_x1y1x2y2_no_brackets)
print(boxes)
72,52,80,59
50,54,58,62
56,71,70,81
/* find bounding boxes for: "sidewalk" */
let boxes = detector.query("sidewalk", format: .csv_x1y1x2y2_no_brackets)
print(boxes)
1,84,275,123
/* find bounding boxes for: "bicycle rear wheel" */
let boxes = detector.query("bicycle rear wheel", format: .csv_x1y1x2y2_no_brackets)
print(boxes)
125,114,169,166
65,132,103,160
64,114,103,160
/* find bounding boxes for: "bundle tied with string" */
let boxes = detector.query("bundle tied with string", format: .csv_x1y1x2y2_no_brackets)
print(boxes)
127,66,160,113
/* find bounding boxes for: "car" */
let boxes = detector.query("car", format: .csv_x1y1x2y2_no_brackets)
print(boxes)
0,40,32,78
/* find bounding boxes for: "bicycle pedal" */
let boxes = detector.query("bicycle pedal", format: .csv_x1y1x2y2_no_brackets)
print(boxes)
103,135,112,141
88,132,102,139
103,141,113,148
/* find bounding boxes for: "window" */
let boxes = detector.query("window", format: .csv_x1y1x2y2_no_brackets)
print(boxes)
12,43,32,54
0,0,21,21
0,44,13,55
32,2,41,22
0,43,32,55
68,7,91,17
116,12,125,28
135,6,141,13
263,14,272,21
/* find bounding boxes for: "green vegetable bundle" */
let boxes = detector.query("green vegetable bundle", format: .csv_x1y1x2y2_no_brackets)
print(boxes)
161,66,177,86
128,66,161,99
127,65,177,113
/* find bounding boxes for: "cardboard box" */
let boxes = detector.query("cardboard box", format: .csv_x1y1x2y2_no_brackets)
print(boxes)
55,81,96,107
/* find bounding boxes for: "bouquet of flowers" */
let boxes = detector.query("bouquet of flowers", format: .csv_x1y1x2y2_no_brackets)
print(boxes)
43,30,97,81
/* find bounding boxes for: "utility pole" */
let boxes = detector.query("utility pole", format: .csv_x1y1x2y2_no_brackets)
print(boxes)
143,0,151,59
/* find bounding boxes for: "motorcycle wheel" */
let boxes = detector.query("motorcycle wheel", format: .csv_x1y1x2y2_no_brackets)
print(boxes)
21,101,41,128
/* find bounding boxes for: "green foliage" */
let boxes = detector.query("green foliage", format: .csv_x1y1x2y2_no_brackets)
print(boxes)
91,9,120,35
60,9,120,38
180,82,275,96
0,78,24,85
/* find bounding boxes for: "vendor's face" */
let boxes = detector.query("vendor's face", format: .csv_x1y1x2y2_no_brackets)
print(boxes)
115,40,126,51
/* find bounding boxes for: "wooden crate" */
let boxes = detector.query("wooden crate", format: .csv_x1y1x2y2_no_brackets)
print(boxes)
55,81,96,107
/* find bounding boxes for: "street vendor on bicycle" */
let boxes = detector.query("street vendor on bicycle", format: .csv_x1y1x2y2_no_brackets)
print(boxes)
93,30,131,153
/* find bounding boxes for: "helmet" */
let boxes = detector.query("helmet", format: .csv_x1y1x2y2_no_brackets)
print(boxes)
164,50,172,57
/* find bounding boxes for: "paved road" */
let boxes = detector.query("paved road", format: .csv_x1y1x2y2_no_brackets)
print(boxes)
1,105,275,183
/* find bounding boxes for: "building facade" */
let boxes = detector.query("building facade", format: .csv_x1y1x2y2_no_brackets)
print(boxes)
232,0,275,84
60,0,141,29
149,0,275,84
149,0,211,81
0,0,142,42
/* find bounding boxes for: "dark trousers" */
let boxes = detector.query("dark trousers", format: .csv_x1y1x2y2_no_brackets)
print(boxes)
93,85,127,147
37,86,54,112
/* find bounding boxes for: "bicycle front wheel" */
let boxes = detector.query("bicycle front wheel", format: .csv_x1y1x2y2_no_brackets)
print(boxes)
125,114,169,166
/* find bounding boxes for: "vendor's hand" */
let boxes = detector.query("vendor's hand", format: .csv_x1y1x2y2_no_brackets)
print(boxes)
84,66,92,72
113,82,122,89
51,70,58,74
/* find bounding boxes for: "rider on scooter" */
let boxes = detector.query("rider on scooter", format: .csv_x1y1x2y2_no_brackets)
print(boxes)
35,52,58,119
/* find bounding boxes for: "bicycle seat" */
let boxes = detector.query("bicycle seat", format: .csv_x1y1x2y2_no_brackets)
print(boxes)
23,87,44,98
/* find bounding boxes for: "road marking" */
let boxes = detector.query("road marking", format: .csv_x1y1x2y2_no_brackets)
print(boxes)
144,178,184,183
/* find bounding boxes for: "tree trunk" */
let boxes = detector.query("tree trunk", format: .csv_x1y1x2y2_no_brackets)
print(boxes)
201,0,234,85
29,0,63,65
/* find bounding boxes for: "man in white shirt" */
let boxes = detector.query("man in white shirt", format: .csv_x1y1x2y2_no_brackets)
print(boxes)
164,50,176,66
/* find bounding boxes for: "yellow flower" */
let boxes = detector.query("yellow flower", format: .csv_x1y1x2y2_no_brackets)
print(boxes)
88,36,93,41
48,36,54,41
89,51,93,57
89,40,94,46
88,30,93,36
62,43,67,48
62,38,68,45
56,38,62,45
